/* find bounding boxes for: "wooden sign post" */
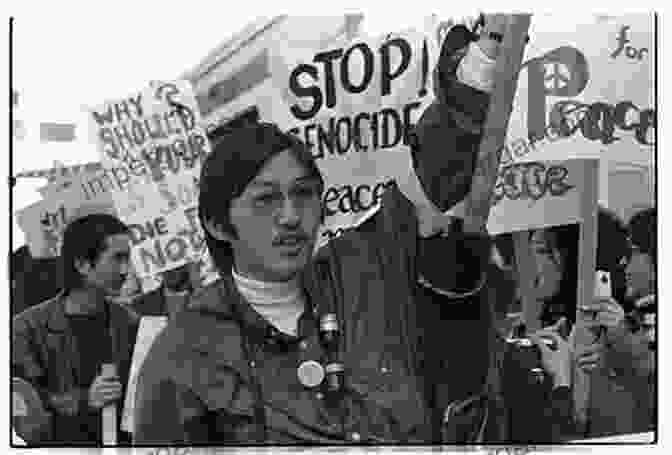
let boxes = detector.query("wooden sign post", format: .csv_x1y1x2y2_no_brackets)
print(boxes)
572,159,600,431
512,231,541,332
101,363,118,445
462,14,532,235
121,316,169,434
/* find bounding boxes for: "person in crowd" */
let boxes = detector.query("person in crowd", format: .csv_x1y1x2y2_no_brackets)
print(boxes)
131,262,198,318
134,17,507,444
622,207,656,429
526,208,628,328
448,241,576,444
12,214,140,445
624,207,656,316
525,208,653,439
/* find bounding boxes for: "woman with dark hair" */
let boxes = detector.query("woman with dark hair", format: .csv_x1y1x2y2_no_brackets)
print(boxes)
529,223,580,328
530,207,630,329
523,208,653,439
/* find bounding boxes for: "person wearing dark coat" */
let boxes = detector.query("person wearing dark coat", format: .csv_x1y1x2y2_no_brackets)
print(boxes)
12,214,140,445
133,18,506,445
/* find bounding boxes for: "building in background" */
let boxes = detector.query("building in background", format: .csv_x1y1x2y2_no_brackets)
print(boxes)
183,15,363,131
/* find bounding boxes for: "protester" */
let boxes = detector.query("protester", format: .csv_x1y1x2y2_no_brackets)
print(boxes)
12,214,139,445
624,207,656,312
134,17,507,444
524,208,653,439
450,243,576,444
528,223,580,328
131,262,197,318
528,208,629,327
623,207,656,429
436,237,588,444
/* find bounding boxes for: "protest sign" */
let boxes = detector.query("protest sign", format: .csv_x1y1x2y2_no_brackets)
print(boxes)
501,14,654,204
256,16,535,245
264,27,440,247
89,81,213,278
122,316,168,434
486,158,595,235
15,169,118,258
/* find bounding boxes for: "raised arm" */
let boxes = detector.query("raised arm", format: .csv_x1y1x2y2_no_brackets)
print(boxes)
399,19,503,232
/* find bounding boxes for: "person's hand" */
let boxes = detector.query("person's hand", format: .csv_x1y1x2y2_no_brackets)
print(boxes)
476,14,508,59
530,318,572,388
88,374,122,410
574,340,604,374
578,297,626,334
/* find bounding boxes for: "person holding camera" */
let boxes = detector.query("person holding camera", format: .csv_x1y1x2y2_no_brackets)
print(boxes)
569,210,655,438
521,208,653,438
438,241,576,444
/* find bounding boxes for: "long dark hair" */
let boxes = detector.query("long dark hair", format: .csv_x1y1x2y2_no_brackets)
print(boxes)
534,223,580,327
200,122,324,274
537,208,629,326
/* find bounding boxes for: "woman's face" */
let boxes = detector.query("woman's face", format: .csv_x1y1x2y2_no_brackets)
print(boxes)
530,229,565,301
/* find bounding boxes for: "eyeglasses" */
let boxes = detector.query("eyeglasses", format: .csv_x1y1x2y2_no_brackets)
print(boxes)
242,180,323,216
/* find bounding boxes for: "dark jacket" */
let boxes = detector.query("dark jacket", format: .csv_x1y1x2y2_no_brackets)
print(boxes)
134,183,461,444
130,287,190,319
130,288,167,317
581,323,655,438
427,261,575,444
134,29,492,445
12,293,140,445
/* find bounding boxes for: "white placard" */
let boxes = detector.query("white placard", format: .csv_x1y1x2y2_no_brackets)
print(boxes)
122,316,169,434
89,81,212,278
487,158,596,235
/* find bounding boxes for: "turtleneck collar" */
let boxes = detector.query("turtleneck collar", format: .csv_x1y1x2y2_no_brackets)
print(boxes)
231,268,302,305
231,268,304,336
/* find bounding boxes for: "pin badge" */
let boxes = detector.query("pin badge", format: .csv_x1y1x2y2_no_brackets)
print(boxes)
297,360,325,388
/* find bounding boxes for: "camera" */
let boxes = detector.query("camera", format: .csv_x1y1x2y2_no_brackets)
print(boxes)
505,336,557,384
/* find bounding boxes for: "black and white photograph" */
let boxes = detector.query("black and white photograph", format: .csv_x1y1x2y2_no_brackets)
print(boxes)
7,6,659,454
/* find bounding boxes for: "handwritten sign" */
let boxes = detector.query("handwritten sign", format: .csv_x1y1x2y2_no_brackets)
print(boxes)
487,158,595,235
122,316,168,434
90,81,213,277
264,28,442,246
502,13,654,191
15,170,118,258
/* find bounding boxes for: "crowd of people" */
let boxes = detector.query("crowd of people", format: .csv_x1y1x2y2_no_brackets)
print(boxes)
11,15,656,447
